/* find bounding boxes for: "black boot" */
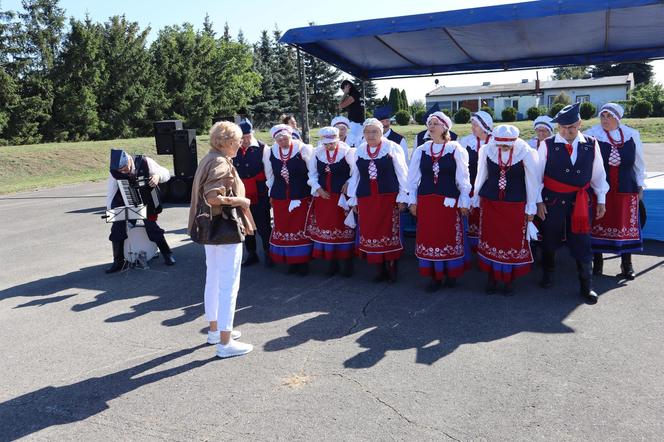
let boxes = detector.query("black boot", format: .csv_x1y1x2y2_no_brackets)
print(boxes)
593,253,604,276
386,260,398,283
577,260,598,304
426,277,442,293
105,241,126,273
373,262,388,283
485,274,498,294
341,259,354,278
264,251,275,268
298,262,309,276
503,282,515,296
326,260,340,277
156,239,175,266
618,253,635,280
540,250,555,288
287,263,299,274
444,277,457,288
242,252,259,267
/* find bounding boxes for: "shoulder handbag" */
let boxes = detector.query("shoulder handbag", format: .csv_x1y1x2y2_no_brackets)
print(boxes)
190,189,245,245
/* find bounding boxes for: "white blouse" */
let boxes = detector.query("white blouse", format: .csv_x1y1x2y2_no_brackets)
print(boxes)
473,139,541,215
406,140,472,208
536,133,609,204
262,140,314,194
459,133,492,152
306,142,354,195
584,124,647,187
346,137,409,205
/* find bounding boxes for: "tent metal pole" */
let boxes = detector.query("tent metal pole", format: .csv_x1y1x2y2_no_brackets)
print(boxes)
296,47,310,143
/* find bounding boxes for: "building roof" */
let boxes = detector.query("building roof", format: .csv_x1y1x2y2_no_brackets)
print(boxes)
280,0,664,79
426,74,634,98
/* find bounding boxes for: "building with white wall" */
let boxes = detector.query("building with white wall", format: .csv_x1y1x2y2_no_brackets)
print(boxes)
425,74,634,120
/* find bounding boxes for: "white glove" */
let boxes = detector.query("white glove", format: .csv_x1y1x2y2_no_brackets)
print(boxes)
443,197,457,208
526,221,539,241
288,200,301,212
344,211,356,228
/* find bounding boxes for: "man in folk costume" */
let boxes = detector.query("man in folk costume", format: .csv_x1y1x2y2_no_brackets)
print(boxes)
407,111,472,292
414,103,458,150
263,124,314,276
233,120,273,268
459,110,494,250
347,118,409,283
473,125,540,295
536,103,608,304
374,106,409,159
585,103,646,280
529,116,554,149
305,126,356,277
105,149,175,273
331,115,352,145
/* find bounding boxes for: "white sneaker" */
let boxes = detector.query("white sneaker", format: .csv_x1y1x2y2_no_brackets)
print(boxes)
207,330,241,344
216,340,253,358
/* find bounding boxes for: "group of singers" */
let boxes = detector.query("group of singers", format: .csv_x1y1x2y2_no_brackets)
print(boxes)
105,95,645,306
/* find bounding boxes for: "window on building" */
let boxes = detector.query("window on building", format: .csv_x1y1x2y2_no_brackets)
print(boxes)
576,95,590,103
504,99,519,110
547,95,556,107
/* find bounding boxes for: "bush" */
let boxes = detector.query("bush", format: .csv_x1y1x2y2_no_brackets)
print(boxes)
414,109,426,125
454,107,471,124
394,109,411,125
442,108,451,117
549,103,566,117
553,91,572,106
631,100,653,118
501,107,517,122
527,106,541,120
580,102,596,120
480,106,494,119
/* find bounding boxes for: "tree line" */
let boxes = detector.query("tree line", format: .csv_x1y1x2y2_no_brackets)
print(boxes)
0,1,379,146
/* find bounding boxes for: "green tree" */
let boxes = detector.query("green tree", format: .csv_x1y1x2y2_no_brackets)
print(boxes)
305,53,341,126
0,9,22,143
271,28,299,120
250,30,279,127
354,78,378,113
552,66,589,80
388,88,402,113
400,89,408,111
591,62,653,85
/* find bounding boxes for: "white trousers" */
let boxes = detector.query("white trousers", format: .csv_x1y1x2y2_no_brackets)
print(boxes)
347,121,364,148
204,243,243,331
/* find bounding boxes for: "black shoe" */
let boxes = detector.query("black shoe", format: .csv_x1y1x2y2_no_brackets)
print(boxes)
163,253,176,266
242,253,259,267
386,261,398,283
326,260,340,277
444,277,456,288
298,263,309,276
485,279,498,295
156,239,175,266
287,264,299,274
341,259,354,278
425,279,441,293
578,260,598,304
593,253,603,276
540,250,555,288
540,272,553,289
264,253,275,268
503,282,514,296
105,241,126,273
618,254,635,280
373,263,388,283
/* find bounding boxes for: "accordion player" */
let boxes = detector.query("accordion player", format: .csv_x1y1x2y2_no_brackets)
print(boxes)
105,149,176,273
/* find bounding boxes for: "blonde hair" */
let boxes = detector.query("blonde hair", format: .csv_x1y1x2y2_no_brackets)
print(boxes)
209,121,242,152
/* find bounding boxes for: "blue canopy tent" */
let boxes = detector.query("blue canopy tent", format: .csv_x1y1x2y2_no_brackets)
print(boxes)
280,0,664,80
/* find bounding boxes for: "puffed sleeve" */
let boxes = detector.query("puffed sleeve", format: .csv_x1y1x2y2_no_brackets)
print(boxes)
472,146,489,208
406,145,423,205
307,147,321,195
632,129,647,187
590,139,609,204
400,137,409,162
453,146,471,209
390,142,409,204
522,145,541,215
263,144,274,192
536,140,548,203
145,157,170,183
346,148,359,206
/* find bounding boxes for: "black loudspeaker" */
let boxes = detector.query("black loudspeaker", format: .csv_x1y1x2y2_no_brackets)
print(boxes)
169,177,193,203
173,129,198,177
212,116,235,124
154,120,183,154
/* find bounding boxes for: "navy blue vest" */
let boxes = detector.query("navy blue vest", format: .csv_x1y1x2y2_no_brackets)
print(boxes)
386,129,404,145
269,151,310,200
467,147,479,191
544,137,595,188
109,154,150,209
417,149,460,198
597,136,638,193
233,141,265,179
356,155,399,197
478,157,526,202
317,158,350,194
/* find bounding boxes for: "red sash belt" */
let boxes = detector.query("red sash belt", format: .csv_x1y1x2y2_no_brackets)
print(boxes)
543,176,590,234
241,171,266,205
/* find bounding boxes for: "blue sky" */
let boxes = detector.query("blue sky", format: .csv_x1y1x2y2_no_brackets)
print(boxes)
4,0,663,101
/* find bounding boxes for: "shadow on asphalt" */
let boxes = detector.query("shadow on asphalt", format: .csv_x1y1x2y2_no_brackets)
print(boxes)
0,344,212,441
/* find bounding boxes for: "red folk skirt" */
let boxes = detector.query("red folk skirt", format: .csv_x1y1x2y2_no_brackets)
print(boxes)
306,193,355,260
357,192,402,263
477,198,533,282
269,197,313,264
415,194,465,261
590,166,642,253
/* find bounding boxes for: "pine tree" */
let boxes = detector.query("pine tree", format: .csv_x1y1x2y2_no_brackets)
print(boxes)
400,89,408,111
271,28,299,121
250,30,279,127
305,53,340,126
590,62,653,85
51,17,102,140
388,88,402,113
552,66,589,80
0,9,22,143
353,78,378,113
